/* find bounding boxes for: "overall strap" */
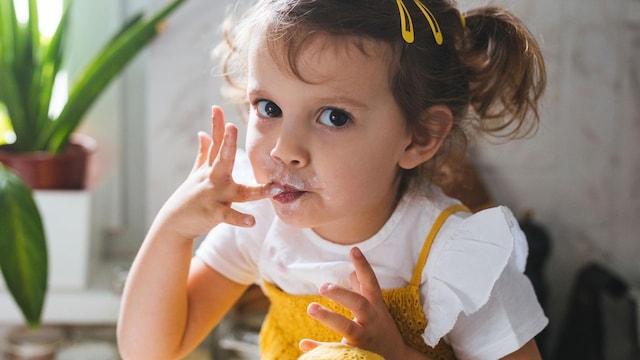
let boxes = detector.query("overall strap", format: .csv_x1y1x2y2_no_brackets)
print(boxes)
410,204,470,286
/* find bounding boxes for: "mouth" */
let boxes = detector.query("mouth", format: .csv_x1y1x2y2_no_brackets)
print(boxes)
270,183,307,204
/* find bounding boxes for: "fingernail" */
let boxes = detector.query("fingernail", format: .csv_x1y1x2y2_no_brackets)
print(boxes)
243,216,255,226
307,303,320,315
319,282,334,293
352,247,363,258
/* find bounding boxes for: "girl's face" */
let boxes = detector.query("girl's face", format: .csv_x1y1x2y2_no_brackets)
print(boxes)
245,35,415,245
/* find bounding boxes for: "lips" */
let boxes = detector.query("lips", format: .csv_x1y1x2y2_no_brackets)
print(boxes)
270,184,306,204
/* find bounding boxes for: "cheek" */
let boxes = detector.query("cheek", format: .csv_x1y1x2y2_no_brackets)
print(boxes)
245,122,275,183
326,157,389,192
333,144,401,189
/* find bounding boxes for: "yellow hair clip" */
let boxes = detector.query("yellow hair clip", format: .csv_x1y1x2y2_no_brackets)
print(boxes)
459,11,466,29
396,0,443,45
396,0,415,43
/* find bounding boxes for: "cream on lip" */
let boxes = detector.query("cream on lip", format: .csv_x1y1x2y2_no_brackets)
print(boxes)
257,155,326,198
268,169,306,193
268,181,304,197
268,184,285,196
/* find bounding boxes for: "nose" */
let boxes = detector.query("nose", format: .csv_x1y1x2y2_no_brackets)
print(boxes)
269,121,309,168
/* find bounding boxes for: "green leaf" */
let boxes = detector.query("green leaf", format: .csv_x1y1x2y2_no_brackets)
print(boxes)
0,68,26,148
0,0,29,150
104,13,145,49
0,164,48,328
46,0,186,152
24,0,45,148
34,2,70,138
0,0,17,64
1,0,186,152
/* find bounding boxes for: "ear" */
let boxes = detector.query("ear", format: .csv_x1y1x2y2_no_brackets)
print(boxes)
398,105,453,170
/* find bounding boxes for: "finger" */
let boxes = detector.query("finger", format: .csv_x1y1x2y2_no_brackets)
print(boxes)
192,132,212,172
318,282,373,325
350,247,383,300
211,123,238,181
349,270,361,292
233,183,278,203
298,339,322,353
307,302,362,340
220,207,256,228
208,106,226,166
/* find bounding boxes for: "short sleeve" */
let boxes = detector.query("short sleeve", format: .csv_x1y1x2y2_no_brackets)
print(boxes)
195,218,263,285
446,258,548,359
421,206,548,357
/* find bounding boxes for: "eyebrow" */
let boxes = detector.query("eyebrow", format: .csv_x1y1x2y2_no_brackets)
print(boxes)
246,87,266,100
248,87,370,111
315,95,369,110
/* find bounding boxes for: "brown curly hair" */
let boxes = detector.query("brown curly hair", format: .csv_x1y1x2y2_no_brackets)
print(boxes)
216,0,546,192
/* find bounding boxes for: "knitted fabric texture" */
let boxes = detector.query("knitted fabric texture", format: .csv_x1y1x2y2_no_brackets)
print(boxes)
298,343,384,360
260,281,455,359
259,205,468,360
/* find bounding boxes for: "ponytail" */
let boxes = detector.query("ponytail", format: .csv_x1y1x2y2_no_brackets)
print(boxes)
461,6,546,138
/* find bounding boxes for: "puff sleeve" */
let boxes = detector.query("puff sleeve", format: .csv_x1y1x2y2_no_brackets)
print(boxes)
421,206,547,359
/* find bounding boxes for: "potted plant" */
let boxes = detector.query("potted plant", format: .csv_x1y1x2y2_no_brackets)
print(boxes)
0,0,186,328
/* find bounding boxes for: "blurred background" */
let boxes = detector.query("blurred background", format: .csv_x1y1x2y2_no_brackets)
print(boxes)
1,0,639,358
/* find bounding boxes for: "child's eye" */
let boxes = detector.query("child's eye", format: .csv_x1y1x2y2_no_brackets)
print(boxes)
318,108,351,127
256,100,282,118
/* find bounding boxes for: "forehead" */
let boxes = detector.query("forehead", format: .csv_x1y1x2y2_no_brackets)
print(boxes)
250,32,394,82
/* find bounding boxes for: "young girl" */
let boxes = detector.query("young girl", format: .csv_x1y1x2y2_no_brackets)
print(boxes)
117,0,548,359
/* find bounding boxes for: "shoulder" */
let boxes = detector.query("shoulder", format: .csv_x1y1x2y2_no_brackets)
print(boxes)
420,205,533,346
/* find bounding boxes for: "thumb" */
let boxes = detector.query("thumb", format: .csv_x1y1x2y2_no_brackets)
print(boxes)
299,339,322,353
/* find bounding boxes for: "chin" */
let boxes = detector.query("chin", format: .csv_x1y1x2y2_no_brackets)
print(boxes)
271,202,313,228
274,212,311,228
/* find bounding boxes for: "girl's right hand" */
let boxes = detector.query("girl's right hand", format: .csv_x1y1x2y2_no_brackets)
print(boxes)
151,105,274,242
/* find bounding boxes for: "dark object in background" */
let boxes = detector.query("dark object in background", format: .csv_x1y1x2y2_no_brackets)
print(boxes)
520,212,552,308
551,263,640,360
519,212,552,356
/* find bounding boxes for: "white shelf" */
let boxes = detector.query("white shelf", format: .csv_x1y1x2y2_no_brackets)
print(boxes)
0,261,123,326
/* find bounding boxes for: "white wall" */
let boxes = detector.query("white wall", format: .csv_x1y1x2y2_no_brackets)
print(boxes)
64,0,151,260
458,0,640,350
145,0,240,224
141,0,640,353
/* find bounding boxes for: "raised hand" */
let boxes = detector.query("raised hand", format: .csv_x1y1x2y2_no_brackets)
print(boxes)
300,247,422,360
152,105,275,242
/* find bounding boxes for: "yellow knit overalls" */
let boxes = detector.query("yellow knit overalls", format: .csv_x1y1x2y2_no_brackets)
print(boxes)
259,204,468,359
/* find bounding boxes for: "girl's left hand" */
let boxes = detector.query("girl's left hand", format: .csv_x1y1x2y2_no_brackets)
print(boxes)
299,247,418,360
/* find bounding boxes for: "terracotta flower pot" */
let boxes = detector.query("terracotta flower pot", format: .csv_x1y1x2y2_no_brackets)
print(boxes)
0,135,96,190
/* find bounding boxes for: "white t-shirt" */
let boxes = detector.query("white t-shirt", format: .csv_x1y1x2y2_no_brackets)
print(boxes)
195,153,548,360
